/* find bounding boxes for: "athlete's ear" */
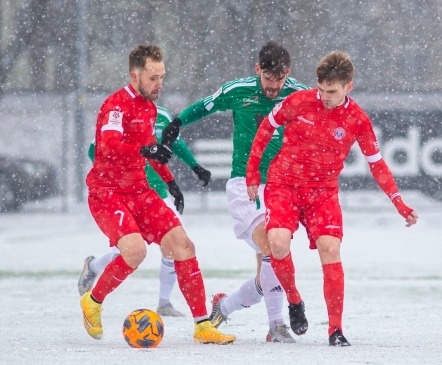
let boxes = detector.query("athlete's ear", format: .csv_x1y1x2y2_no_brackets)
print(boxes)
345,81,354,93
255,63,261,76
130,69,139,84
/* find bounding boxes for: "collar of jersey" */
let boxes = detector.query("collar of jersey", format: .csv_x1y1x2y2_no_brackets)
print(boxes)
125,84,141,99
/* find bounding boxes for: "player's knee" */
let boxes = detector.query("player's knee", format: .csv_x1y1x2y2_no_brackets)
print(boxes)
316,236,341,263
120,238,147,268
161,227,196,260
267,230,291,258
269,241,290,259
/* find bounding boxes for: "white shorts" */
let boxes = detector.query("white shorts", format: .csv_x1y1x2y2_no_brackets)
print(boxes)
226,177,266,253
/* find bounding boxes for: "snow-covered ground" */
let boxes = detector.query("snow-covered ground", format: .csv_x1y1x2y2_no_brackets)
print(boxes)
0,190,441,365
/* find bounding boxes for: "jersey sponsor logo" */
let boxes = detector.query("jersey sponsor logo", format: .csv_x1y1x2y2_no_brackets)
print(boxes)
108,110,123,127
243,96,259,106
272,102,283,115
333,127,346,140
212,87,223,100
297,115,314,125
325,225,341,229
131,119,144,123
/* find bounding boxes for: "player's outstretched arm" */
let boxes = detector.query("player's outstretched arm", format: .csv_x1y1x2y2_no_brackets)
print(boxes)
368,158,418,227
162,117,182,147
167,180,184,214
171,137,211,187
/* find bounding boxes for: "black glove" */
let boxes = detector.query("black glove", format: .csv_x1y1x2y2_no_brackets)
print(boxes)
162,117,182,146
167,180,184,215
140,144,172,164
192,164,211,187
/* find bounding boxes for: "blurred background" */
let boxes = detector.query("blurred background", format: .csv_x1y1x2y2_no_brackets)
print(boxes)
0,0,442,212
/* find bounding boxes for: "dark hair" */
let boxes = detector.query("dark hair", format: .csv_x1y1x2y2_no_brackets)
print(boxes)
129,44,163,72
258,41,291,78
316,51,354,86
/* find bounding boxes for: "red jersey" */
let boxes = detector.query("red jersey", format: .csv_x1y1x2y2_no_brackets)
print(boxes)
247,89,413,218
250,89,379,188
86,84,173,194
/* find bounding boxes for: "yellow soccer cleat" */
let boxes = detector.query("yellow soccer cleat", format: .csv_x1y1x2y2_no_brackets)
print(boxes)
194,320,236,345
80,291,103,340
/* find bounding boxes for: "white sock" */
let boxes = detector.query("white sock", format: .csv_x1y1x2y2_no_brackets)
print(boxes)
89,251,116,274
158,257,176,307
260,256,285,327
221,276,263,315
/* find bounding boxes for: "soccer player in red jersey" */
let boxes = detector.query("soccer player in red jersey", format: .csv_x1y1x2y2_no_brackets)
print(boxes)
246,51,418,346
81,44,235,345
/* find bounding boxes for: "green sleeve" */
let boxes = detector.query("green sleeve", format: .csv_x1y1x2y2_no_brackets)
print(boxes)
88,142,95,162
171,138,198,168
178,85,230,126
178,99,213,126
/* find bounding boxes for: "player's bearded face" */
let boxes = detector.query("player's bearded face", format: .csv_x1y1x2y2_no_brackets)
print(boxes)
134,60,165,101
317,80,353,109
259,71,287,99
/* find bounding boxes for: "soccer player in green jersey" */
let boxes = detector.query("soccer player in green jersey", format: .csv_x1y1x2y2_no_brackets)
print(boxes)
162,42,310,341
78,105,211,317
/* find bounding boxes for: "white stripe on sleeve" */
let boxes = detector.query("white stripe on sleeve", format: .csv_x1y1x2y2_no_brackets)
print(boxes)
101,124,124,134
364,152,382,163
268,113,281,128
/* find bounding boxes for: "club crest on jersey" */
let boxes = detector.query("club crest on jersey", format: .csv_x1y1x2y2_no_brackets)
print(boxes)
333,127,346,140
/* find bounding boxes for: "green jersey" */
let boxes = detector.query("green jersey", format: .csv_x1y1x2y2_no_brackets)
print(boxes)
88,105,198,199
178,76,309,183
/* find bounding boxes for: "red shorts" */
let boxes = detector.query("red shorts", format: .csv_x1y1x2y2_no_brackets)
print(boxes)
88,188,181,247
264,184,343,249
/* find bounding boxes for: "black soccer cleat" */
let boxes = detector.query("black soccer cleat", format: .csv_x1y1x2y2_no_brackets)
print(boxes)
288,300,308,335
329,329,351,346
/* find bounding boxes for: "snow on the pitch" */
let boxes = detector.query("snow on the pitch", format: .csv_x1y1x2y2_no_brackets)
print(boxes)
0,191,441,365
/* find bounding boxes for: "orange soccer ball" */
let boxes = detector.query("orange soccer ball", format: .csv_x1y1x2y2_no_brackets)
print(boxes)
122,309,164,348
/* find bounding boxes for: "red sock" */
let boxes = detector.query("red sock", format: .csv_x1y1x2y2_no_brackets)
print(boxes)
91,255,135,303
174,257,207,319
323,262,344,335
270,252,302,304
